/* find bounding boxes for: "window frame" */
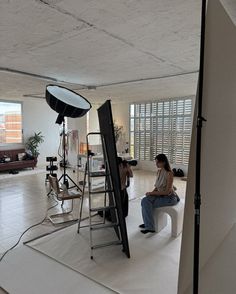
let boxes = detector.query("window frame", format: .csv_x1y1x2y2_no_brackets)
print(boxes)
0,99,24,147
129,96,194,165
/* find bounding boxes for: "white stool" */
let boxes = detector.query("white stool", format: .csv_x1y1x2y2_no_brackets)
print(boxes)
154,200,185,237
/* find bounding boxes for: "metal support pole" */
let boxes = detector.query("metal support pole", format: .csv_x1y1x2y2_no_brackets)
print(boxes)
193,0,207,293
63,120,66,185
58,119,82,192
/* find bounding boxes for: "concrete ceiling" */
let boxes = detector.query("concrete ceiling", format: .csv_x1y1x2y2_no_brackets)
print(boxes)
78,72,198,103
0,0,204,102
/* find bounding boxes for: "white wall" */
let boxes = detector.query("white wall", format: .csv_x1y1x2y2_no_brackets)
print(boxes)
87,103,101,145
178,1,236,293
22,98,60,166
138,160,188,175
111,102,130,140
88,104,100,134
84,101,130,152
111,102,130,153
0,97,64,167
1,97,89,167
66,115,87,166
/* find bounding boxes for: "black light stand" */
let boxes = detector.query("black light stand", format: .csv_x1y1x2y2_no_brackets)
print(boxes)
58,118,81,192
193,0,207,293
45,85,91,192
45,156,58,184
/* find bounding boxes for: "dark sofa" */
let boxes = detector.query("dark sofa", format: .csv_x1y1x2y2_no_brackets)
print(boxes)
0,149,37,172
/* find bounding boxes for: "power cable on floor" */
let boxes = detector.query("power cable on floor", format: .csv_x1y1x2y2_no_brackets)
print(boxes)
0,196,59,262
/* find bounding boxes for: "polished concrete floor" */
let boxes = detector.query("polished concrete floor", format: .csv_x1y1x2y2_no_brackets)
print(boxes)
0,168,186,256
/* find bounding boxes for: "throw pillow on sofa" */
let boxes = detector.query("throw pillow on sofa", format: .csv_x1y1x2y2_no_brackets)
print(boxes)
4,156,11,162
18,153,26,161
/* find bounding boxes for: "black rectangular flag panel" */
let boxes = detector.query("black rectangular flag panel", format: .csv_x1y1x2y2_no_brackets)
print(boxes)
97,100,130,258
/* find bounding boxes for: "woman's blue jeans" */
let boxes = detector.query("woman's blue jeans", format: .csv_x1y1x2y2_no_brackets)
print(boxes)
141,194,179,231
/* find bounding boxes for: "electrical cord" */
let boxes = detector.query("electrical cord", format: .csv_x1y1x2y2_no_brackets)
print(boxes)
0,196,59,263
0,187,100,263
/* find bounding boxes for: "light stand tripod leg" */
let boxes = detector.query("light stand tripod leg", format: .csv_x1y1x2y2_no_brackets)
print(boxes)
58,173,82,192
58,119,69,188
65,174,82,192
57,120,82,192
88,162,93,259
77,163,87,233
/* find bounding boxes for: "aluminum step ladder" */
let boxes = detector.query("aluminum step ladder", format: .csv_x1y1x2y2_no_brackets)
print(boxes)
77,132,122,259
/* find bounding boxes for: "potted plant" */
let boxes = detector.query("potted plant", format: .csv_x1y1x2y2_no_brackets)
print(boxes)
25,132,44,163
113,121,123,143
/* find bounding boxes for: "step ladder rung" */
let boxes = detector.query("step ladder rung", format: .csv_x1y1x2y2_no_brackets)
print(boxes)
90,190,113,195
77,132,124,259
91,222,119,231
89,172,110,178
90,205,116,212
91,240,122,250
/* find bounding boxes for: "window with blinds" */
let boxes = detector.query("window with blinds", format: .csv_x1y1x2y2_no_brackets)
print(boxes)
129,97,193,165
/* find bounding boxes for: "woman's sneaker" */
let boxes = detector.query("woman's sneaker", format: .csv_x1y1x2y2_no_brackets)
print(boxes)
140,229,155,234
139,224,145,228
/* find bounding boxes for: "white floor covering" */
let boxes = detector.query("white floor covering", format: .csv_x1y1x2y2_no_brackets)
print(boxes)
0,167,45,180
23,199,181,294
182,223,236,294
0,246,114,294
198,223,236,294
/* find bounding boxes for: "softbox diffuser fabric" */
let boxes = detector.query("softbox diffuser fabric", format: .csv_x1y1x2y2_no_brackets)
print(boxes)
46,85,91,122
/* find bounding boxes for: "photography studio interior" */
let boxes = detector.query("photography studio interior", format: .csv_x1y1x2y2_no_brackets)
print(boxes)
0,0,236,294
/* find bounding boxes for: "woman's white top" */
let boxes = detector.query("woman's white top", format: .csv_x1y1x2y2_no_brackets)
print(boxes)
155,169,172,193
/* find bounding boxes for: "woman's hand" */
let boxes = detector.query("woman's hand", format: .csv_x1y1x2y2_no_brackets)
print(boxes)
146,192,151,196
146,190,160,196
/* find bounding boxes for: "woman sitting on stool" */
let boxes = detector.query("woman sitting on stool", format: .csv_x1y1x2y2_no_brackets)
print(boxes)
140,154,179,234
